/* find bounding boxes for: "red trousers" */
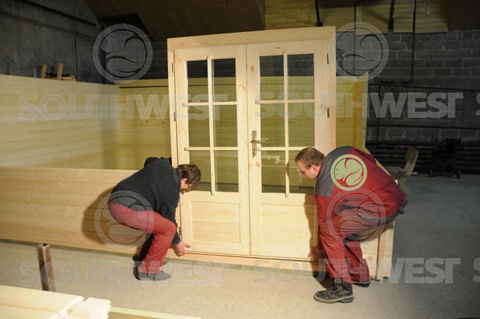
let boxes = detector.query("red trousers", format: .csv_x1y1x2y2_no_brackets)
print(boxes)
319,210,384,284
108,201,176,274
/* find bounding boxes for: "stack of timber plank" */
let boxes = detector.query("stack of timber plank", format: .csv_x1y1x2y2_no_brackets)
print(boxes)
0,285,110,319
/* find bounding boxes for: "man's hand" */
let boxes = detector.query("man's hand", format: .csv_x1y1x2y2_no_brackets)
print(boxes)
172,241,191,257
308,246,324,263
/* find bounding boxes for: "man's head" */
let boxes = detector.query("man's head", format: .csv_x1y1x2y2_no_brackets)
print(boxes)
177,164,201,191
295,147,324,180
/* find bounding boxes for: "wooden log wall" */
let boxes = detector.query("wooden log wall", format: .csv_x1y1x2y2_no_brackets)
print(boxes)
336,74,369,150
116,80,171,169
266,0,451,34
0,74,120,168
0,166,139,253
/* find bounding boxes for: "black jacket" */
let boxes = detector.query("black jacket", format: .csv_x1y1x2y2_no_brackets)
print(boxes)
110,157,181,244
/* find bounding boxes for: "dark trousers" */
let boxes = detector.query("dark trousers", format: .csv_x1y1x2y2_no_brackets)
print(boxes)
108,201,176,274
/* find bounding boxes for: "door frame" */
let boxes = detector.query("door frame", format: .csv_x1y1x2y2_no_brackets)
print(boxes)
167,27,337,258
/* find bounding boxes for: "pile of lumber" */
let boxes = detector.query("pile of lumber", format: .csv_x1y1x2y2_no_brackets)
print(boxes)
0,285,110,319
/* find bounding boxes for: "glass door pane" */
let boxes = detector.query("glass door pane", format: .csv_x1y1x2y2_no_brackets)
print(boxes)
258,53,317,195
287,54,314,99
188,104,209,147
213,105,237,147
213,58,236,102
187,60,208,102
260,55,283,98
186,57,239,193
289,102,314,147
189,151,211,191
215,151,238,192
260,103,284,147
261,151,285,193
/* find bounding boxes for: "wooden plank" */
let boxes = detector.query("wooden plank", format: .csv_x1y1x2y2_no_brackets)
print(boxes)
0,285,83,317
68,297,110,318
0,166,133,183
168,26,336,50
116,79,169,88
375,221,395,279
109,306,200,319
265,0,451,34
0,304,60,319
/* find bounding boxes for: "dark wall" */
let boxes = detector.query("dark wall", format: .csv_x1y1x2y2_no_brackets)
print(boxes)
0,0,102,82
360,31,480,143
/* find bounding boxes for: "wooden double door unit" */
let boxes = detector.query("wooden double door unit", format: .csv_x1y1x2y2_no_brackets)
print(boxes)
167,27,336,262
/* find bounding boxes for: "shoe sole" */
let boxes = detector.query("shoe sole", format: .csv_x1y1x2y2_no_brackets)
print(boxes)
135,273,171,281
137,276,170,281
314,294,354,303
353,281,371,288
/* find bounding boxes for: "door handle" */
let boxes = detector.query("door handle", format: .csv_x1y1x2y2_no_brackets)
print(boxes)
251,130,268,157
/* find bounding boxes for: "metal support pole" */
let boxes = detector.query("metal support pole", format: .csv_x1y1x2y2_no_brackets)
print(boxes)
388,0,395,32
36,243,55,292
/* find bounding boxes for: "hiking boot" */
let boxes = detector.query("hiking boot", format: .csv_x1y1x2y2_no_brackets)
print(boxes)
314,279,354,303
136,271,171,281
353,279,371,287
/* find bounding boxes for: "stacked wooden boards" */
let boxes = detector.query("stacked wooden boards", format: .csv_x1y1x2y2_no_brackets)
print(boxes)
0,285,110,319
0,285,200,319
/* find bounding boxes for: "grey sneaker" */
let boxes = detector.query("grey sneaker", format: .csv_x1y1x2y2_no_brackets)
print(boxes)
314,279,354,303
136,271,171,281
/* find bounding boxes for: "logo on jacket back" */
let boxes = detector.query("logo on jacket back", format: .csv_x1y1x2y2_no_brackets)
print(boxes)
330,154,367,191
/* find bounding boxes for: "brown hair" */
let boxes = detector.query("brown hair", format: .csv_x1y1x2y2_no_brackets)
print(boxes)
176,164,201,186
295,147,325,168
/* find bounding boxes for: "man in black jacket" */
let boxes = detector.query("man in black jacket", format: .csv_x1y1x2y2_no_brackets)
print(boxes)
108,157,201,281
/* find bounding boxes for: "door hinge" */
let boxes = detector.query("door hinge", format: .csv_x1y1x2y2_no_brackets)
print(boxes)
172,62,175,73
178,226,182,236
173,111,177,121
327,107,330,118
327,54,330,64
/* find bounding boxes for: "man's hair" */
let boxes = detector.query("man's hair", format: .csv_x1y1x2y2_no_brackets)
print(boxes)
176,164,201,186
295,147,325,168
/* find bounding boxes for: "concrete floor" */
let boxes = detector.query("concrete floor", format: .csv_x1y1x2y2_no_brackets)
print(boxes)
1,174,480,319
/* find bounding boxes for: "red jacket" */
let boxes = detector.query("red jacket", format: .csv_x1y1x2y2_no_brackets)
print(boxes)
315,146,405,226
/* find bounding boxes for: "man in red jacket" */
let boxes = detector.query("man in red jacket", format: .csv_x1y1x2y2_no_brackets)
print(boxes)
295,147,406,303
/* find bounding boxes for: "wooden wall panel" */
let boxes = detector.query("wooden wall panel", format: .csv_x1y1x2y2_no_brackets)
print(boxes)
265,0,451,34
0,74,120,169
336,74,368,150
117,80,171,169
0,166,141,253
